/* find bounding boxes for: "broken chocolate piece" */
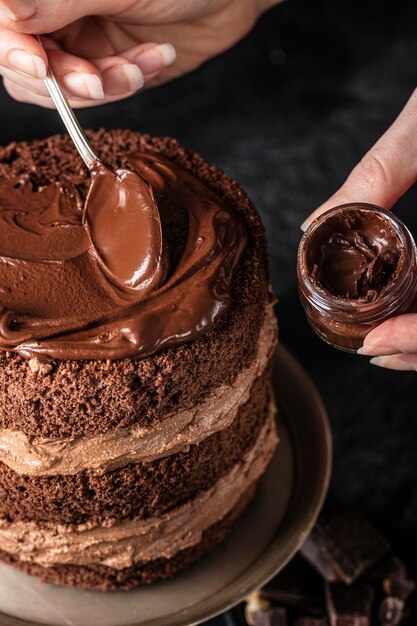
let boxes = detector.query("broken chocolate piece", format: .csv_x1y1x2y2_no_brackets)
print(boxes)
383,576,416,602
378,596,405,626
325,582,374,626
245,592,287,626
263,555,324,611
369,555,416,600
245,591,270,625
250,607,287,626
301,510,389,584
382,564,415,601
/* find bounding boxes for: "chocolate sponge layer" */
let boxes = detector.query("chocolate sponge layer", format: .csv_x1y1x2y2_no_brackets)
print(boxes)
0,482,257,591
0,363,273,525
0,130,271,438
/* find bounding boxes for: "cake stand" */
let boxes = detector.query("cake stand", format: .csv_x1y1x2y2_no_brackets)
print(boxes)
0,345,332,626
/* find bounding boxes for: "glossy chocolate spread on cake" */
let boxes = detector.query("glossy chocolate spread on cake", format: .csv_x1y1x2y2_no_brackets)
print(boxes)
0,152,247,360
307,208,404,301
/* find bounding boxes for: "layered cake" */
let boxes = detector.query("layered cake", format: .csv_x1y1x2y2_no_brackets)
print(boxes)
0,129,278,590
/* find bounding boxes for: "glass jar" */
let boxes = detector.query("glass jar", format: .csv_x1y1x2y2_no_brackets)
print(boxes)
297,203,417,352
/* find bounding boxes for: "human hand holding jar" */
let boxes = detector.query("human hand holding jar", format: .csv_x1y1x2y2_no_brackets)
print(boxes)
298,89,417,372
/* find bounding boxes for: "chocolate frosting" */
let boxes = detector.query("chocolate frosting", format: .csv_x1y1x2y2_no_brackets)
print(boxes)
0,304,277,476
0,152,246,360
307,208,403,301
0,411,278,569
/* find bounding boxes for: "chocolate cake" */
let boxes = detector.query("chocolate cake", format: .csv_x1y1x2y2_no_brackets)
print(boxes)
0,129,278,590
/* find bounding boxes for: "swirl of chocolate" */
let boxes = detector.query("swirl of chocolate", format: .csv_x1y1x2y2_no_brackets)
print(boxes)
0,152,247,360
308,208,402,300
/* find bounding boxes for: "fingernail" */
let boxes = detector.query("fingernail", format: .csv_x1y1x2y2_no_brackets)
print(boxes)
62,72,104,100
370,356,388,368
0,0,37,20
102,64,144,95
357,344,394,356
301,218,311,233
134,43,176,75
370,355,417,372
357,345,374,356
8,50,46,78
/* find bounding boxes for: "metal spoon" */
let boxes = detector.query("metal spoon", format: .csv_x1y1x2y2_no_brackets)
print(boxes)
36,36,98,169
36,36,167,291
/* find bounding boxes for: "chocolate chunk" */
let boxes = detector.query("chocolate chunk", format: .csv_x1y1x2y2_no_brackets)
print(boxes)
325,582,374,626
263,555,324,611
383,576,416,601
301,510,389,584
250,607,287,626
378,597,405,626
382,566,415,601
369,555,415,600
245,592,287,626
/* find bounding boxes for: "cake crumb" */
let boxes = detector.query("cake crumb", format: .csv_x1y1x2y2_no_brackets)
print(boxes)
28,358,52,375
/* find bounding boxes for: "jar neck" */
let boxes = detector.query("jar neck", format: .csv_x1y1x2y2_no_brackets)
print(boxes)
297,204,417,322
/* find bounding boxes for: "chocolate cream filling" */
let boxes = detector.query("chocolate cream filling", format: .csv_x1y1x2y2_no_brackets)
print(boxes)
0,411,278,569
0,304,277,477
307,208,403,301
0,151,246,360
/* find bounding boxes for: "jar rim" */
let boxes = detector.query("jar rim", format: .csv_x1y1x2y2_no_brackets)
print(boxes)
297,203,417,317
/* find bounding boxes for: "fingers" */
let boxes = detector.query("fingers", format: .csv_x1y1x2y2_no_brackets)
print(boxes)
0,0,38,21
301,88,417,231
95,43,176,95
121,43,176,81
94,57,143,97
0,34,176,107
358,314,417,357
356,314,417,372
0,26,47,77
3,77,130,108
3,78,54,107
2,42,105,98
0,0,117,33
0,30,105,100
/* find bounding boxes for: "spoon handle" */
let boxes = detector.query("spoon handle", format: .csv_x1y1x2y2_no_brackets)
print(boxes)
36,36,98,169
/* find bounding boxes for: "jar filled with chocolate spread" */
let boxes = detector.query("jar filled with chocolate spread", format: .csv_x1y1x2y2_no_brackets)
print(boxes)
297,203,417,352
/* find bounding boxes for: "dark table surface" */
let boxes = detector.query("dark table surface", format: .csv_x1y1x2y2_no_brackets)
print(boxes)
0,0,416,623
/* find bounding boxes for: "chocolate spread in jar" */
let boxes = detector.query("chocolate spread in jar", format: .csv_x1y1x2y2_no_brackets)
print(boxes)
306,208,405,301
297,204,417,352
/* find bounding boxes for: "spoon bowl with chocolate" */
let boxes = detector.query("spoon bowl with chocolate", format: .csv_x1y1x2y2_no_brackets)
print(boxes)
297,203,417,352
38,37,167,298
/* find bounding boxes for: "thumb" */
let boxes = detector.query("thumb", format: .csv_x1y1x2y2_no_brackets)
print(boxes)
357,313,417,358
301,88,417,231
0,0,122,32
357,313,417,372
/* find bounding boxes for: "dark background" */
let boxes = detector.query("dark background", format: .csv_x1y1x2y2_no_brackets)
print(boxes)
0,0,416,623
